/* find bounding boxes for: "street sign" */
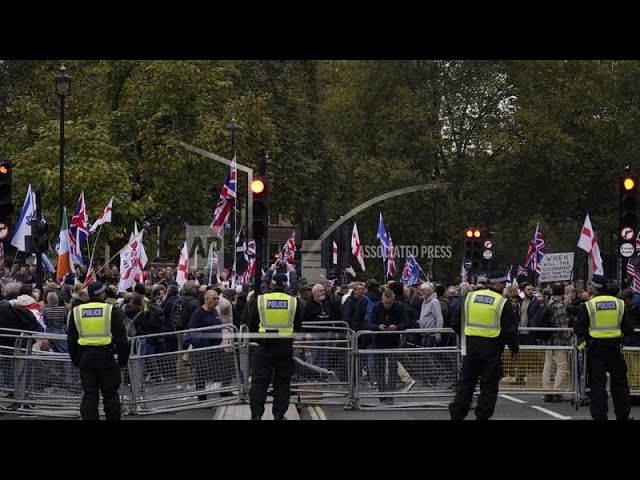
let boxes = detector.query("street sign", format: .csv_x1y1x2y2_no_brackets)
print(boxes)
0,222,9,241
621,227,635,241
620,242,635,258
482,250,493,259
483,240,493,250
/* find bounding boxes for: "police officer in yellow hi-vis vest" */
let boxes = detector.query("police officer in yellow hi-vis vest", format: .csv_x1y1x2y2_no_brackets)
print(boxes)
575,274,634,420
449,271,519,420
248,272,302,420
67,281,129,420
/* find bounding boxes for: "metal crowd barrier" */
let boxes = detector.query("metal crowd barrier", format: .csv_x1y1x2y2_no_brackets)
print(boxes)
4,323,640,418
497,327,577,398
127,324,241,415
350,328,460,410
240,322,353,407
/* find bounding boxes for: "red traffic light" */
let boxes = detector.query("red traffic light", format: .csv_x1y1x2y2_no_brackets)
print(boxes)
473,229,481,238
0,163,10,175
465,229,473,238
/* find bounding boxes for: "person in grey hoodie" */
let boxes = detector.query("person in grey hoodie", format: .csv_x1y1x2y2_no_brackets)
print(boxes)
418,282,444,347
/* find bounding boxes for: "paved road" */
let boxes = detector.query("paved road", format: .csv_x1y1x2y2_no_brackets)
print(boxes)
3,394,639,420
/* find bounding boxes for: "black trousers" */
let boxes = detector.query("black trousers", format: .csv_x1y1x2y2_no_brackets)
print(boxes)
449,337,502,420
588,341,631,420
79,365,122,420
249,343,294,419
78,347,122,420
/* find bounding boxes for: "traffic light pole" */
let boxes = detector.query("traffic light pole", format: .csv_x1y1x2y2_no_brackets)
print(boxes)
254,239,263,294
34,190,43,291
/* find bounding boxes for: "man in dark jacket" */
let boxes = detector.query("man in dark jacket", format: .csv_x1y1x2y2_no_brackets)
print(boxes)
576,275,634,420
449,272,519,420
179,280,201,331
248,273,303,420
369,289,408,403
67,281,129,420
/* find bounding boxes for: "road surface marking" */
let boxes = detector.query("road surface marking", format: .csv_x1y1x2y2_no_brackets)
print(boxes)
531,405,572,420
314,406,327,420
499,394,527,404
307,406,320,420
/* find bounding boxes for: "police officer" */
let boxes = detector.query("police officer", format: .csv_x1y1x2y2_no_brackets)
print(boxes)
449,271,519,420
67,281,129,420
575,274,633,420
248,272,302,420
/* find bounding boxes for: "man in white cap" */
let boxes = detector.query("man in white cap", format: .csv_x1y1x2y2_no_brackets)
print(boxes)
67,281,129,420
449,270,519,420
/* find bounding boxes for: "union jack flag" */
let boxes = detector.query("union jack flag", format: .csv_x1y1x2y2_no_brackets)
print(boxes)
400,254,420,285
517,265,528,276
282,231,297,264
210,155,237,237
524,224,546,273
635,229,640,255
69,191,89,265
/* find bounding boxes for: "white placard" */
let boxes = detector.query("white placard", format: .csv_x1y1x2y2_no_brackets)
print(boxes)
538,252,574,283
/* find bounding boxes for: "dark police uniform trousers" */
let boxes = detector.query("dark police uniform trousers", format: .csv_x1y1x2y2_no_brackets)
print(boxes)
449,336,503,420
587,338,630,421
249,338,295,419
78,345,122,420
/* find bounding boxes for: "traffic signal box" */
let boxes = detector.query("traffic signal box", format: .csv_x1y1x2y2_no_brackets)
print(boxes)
620,169,637,248
251,175,268,242
464,227,483,270
0,159,13,219
464,227,494,272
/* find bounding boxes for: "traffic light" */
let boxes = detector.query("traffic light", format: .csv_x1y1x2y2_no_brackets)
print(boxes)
251,174,268,241
463,227,483,270
0,159,13,219
620,168,637,246
29,219,48,254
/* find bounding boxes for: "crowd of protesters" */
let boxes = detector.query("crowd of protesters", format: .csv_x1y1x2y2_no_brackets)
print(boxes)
3,258,640,412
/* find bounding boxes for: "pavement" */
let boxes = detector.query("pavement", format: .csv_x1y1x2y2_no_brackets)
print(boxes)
3,393,640,420
214,402,300,420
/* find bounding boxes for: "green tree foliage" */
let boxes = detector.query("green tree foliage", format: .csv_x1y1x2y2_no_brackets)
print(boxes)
2,60,640,282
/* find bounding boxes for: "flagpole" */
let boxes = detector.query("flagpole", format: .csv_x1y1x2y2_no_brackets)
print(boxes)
87,230,144,282
88,223,104,273
84,232,91,269
382,253,386,284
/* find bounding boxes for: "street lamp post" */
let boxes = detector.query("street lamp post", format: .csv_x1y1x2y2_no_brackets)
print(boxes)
226,117,241,276
55,65,71,228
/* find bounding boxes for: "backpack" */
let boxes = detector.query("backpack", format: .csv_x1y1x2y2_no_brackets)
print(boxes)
364,295,380,328
530,305,554,341
134,303,165,336
171,300,183,331
145,303,165,333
